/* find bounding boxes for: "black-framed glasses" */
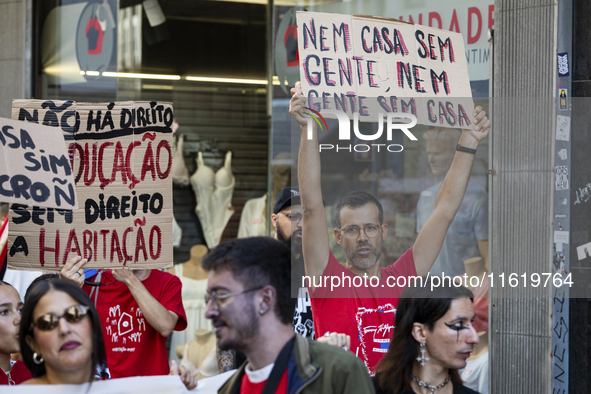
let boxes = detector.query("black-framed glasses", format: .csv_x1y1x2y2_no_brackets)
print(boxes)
280,211,303,224
204,286,264,310
340,224,381,239
30,304,89,331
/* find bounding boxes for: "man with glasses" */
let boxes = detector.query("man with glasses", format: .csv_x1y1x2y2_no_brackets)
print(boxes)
289,83,491,373
271,186,315,339
203,237,373,394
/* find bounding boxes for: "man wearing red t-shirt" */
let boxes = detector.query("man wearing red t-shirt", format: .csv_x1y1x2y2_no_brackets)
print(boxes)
60,264,187,379
204,237,373,394
289,83,491,373
82,269,187,378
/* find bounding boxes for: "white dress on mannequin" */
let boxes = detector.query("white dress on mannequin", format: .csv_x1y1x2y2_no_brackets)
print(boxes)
237,194,268,238
169,264,212,364
171,134,190,186
190,151,235,249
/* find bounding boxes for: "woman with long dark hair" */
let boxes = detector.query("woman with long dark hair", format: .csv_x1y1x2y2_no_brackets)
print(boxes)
374,278,480,394
18,279,107,384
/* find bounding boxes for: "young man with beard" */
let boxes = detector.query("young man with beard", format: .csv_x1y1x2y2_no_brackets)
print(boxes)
204,237,373,394
289,83,491,373
271,186,315,339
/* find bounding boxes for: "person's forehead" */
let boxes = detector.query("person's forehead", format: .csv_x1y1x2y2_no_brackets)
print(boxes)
0,285,20,304
34,290,78,318
281,204,302,213
440,298,475,321
339,203,380,225
207,268,244,292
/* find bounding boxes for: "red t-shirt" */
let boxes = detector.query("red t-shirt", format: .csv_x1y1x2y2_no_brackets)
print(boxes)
239,369,288,394
310,248,416,374
83,270,187,378
0,360,32,385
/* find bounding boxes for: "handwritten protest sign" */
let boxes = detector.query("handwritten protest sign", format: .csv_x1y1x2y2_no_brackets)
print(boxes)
297,12,475,128
7,100,174,271
0,118,78,209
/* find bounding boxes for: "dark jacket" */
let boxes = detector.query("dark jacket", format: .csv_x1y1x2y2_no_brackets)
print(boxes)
373,377,480,394
218,334,375,394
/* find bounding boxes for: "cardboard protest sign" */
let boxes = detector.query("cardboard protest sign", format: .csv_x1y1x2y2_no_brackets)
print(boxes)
7,100,174,271
0,118,78,209
297,12,475,129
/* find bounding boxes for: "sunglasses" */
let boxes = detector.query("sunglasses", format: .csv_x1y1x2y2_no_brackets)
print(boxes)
30,304,89,331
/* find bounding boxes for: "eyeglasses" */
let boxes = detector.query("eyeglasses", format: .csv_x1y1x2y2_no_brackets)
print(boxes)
30,304,89,331
204,287,264,310
340,224,381,239
280,211,303,224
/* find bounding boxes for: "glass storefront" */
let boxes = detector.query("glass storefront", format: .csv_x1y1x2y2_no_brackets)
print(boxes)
34,0,268,263
271,0,492,265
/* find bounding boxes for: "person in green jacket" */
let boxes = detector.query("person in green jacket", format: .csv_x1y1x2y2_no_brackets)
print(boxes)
202,237,374,394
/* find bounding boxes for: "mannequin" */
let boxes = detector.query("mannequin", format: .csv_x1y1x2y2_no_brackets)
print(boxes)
469,331,488,360
175,329,219,380
168,244,212,363
169,244,209,280
171,124,190,186
237,152,292,238
191,151,235,249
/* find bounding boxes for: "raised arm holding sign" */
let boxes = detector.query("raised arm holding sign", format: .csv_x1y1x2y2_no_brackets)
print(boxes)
290,11,490,374
290,80,489,373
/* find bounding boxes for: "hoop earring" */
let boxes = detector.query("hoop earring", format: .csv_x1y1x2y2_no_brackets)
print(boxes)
33,352,44,365
416,342,430,367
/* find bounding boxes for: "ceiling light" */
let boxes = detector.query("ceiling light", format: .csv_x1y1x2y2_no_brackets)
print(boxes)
102,71,181,80
185,76,267,84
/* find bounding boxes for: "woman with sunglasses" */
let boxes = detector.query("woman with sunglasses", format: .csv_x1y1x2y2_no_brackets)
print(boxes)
374,278,480,394
18,279,107,385
0,281,32,385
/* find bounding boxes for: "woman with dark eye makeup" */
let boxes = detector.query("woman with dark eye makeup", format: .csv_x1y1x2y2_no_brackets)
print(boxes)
374,277,481,394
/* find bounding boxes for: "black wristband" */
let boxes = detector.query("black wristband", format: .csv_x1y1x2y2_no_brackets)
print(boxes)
456,144,477,154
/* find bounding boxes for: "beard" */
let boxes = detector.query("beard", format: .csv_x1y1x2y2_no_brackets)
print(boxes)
216,301,260,351
277,225,302,257
344,237,383,270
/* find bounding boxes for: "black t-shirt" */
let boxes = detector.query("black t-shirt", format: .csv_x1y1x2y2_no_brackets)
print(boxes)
291,253,315,339
373,377,481,394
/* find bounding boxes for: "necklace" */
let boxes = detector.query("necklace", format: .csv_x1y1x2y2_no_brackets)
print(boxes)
411,374,451,393
1,367,15,385
6,371,15,385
